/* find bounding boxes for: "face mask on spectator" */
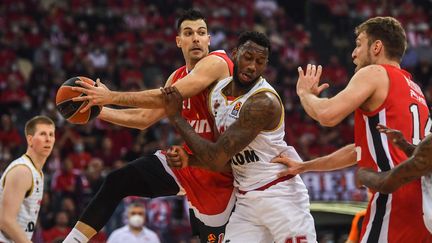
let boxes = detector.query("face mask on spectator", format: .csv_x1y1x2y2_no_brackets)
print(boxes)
128,214,144,228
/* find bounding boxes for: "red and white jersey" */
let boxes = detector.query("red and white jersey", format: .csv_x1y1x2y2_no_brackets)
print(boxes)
354,64,432,242
0,155,43,242
160,50,235,226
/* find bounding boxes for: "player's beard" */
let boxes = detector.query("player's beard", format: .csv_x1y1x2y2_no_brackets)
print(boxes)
355,50,373,73
233,64,260,88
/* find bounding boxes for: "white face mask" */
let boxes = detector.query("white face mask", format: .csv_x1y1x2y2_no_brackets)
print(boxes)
128,215,144,228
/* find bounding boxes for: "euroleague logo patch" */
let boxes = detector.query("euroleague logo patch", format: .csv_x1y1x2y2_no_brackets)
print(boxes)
207,232,224,243
207,233,216,242
229,102,242,118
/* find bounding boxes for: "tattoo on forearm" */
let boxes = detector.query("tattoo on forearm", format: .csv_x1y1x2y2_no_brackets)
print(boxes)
362,135,432,192
171,115,221,168
169,92,281,170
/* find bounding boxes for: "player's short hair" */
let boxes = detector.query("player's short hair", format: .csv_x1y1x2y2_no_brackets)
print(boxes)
355,16,407,62
25,116,54,136
176,9,206,32
237,31,271,53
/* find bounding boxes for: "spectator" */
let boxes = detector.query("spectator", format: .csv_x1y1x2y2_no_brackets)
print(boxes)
107,203,160,243
42,211,72,242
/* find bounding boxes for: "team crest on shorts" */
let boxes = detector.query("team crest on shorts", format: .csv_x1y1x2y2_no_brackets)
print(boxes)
207,233,216,243
230,102,242,118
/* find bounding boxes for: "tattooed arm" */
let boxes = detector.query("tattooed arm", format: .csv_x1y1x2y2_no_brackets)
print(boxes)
357,134,432,193
163,87,281,172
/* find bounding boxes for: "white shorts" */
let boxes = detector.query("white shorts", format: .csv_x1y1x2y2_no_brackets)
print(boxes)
422,175,432,233
224,177,316,243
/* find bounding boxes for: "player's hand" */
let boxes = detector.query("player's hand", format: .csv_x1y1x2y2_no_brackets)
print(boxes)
72,78,112,112
354,167,372,188
166,145,189,168
376,123,417,157
161,86,183,118
376,124,408,149
271,154,305,177
296,64,329,97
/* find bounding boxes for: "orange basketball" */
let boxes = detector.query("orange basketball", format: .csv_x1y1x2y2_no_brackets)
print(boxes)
55,76,101,124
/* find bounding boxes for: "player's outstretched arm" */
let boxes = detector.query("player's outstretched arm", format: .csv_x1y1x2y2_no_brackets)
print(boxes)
272,144,357,177
163,87,281,172
297,64,384,127
72,55,228,111
357,134,432,193
0,166,33,243
98,107,166,130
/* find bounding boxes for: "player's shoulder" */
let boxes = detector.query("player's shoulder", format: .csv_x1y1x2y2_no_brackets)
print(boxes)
356,64,387,77
243,91,281,115
7,164,32,177
352,64,388,85
3,164,33,189
199,50,230,66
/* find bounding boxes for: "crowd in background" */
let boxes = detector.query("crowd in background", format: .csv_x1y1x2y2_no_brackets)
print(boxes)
1,0,431,242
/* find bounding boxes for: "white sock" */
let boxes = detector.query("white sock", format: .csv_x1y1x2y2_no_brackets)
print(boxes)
63,228,89,243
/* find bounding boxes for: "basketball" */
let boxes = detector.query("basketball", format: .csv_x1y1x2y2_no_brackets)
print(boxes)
55,76,101,124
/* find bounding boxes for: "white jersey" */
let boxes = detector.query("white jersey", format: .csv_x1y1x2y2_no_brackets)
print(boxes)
0,155,43,242
209,77,305,191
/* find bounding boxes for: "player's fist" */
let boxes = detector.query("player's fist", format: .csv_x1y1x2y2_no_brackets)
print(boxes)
166,145,189,168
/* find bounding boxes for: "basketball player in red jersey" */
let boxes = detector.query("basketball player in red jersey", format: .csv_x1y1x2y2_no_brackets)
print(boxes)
356,124,432,234
63,9,234,243
274,17,432,242
356,124,432,193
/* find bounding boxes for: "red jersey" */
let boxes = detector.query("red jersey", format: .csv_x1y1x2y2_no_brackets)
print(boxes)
354,64,432,242
170,50,235,224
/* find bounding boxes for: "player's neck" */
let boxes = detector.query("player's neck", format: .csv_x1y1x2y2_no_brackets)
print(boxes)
25,149,47,171
375,57,401,69
185,59,198,72
228,77,258,97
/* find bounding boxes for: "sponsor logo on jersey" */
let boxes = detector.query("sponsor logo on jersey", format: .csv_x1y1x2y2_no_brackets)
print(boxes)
230,149,260,165
229,102,242,118
188,119,211,134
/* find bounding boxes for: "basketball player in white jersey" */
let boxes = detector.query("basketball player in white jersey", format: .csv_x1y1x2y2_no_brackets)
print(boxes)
163,31,316,243
0,116,55,243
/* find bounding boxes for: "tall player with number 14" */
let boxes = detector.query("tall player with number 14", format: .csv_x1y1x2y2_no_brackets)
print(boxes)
275,16,432,242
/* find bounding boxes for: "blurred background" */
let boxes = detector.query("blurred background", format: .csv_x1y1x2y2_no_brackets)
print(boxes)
1,0,431,242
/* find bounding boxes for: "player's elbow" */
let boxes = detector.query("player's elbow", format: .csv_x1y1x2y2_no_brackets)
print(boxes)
136,124,150,130
0,215,13,232
379,182,398,194
194,155,226,172
209,163,227,172
316,111,340,127
377,176,399,194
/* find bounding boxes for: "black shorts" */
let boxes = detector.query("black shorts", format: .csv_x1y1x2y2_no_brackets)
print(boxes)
127,155,181,197
189,209,228,243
